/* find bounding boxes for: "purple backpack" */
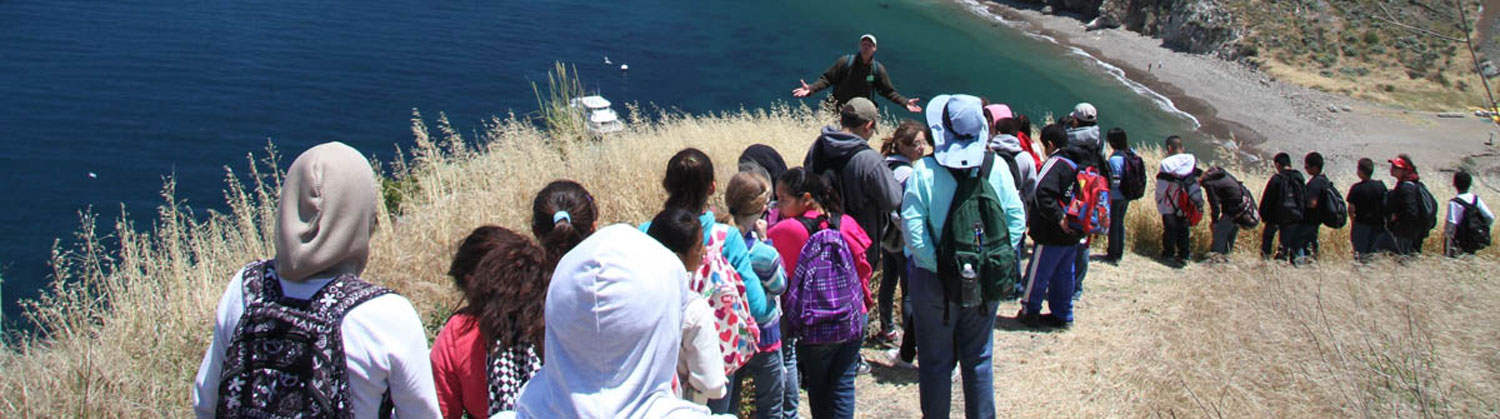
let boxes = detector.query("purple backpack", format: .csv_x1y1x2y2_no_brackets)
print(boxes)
785,215,865,345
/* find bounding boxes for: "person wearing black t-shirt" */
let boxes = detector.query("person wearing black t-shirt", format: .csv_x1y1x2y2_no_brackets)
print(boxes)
1297,152,1334,261
1346,158,1391,259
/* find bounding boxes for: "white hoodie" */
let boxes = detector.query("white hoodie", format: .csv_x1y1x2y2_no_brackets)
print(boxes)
1155,154,1204,216
504,225,726,419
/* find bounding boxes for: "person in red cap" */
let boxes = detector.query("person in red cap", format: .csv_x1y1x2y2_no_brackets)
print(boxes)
1384,154,1439,255
792,34,922,113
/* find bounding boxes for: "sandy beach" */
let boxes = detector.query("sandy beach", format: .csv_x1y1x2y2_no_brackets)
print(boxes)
963,0,1500,183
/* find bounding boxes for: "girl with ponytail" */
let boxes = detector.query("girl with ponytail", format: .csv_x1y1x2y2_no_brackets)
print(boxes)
531,180,598,271
765,167,874,418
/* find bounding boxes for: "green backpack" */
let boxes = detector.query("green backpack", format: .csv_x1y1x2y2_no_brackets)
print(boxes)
936,153,1019,311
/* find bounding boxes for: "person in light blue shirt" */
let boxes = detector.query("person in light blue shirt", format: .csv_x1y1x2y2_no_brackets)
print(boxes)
900,94,1025,419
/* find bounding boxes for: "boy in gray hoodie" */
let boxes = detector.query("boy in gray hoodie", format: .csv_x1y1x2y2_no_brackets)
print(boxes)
1154,136,1204,266
804,97,904,270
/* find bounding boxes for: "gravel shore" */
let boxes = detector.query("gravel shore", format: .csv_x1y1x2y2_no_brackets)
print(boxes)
962,0,1499,178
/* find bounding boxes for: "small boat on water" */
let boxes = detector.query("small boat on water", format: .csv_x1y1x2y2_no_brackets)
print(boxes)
569,95,625,134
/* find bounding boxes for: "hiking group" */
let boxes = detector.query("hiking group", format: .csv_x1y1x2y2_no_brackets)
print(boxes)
192,34,1494,419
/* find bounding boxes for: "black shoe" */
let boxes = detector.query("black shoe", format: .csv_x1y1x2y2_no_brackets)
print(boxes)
1018,311,1042,328
1039,314,1072,329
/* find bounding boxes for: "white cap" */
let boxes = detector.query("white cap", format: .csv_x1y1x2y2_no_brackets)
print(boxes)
1072,103,1097,123
860,34,878,46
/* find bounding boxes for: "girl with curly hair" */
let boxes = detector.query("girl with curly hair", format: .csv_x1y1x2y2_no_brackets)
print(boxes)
430,226,550,418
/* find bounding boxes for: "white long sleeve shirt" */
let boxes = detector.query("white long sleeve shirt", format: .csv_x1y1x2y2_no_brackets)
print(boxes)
193,267,441,418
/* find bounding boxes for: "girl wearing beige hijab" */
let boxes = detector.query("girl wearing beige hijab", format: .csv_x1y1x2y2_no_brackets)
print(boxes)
193,142,441,418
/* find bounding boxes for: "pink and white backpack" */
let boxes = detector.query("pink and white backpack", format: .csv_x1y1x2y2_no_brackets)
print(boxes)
689,223,761,375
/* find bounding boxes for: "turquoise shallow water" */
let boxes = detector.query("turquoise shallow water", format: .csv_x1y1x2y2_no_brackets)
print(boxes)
0,0,1198,325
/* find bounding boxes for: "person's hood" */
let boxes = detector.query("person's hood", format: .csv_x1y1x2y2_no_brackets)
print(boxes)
1202,166,1230,182
512,224,713,419
275,142,378,282
738,144,788,184
810,126,872,165
1159,154,1198,177
988,134,1023,154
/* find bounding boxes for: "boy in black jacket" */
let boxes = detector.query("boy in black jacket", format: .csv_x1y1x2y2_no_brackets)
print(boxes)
1259,153,1307,261
1347,158,1391,259
1200,166,1247,257
1297,152,1334,261
1019,124,1085,328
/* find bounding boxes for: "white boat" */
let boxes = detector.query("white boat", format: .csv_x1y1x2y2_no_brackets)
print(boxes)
569,95,625,134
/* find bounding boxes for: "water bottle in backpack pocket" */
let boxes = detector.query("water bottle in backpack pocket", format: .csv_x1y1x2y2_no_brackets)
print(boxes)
936,154,1019,307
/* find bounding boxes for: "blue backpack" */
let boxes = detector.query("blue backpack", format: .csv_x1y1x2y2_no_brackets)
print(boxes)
785,215,865,345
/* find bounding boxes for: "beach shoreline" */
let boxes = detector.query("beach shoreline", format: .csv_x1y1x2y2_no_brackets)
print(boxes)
959,0,1500,177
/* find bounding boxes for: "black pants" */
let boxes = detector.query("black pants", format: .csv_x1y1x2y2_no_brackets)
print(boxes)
1395,235,1426,255
1294,222,1321,259
1161,214,1191,259
1261,223,1299,259
877,247,906,333
1210,217,1239,254
1105,199,1129,261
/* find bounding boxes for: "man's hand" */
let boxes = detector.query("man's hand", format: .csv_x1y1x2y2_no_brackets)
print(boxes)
1060,218,1075,235
905,98,922,113
792,79,812,98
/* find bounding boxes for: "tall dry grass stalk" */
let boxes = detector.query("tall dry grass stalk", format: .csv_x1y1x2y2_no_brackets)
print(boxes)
1,95,1494,417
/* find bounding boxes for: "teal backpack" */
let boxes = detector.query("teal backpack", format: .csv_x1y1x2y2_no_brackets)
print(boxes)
936,153,1019,313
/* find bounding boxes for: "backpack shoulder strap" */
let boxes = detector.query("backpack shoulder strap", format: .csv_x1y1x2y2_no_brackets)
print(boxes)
311,275,395,321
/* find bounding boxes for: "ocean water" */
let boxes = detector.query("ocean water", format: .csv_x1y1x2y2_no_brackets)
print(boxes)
0,0,1198,326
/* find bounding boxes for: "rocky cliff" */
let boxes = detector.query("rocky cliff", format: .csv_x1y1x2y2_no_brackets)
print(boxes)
1016,0,1245,58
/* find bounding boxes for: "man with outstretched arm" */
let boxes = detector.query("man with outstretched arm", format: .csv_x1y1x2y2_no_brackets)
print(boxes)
792,34,922,113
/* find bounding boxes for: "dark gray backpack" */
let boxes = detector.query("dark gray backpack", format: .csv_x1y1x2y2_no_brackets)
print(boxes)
216,260,392,418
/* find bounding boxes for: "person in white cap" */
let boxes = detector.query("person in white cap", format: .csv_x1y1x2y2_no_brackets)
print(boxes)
900,94,1025,419
792,34,922,113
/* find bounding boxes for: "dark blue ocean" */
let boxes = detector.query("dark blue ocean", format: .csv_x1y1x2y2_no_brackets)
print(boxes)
0,0,1198,327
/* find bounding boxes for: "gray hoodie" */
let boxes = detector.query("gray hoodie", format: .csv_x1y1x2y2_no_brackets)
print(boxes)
804,126,903,262
988,134,1039,205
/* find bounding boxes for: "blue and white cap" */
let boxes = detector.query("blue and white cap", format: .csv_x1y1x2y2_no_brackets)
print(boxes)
926,94,990,169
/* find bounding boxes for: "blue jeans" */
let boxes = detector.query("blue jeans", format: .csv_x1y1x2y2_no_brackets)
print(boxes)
780,329,799,419
1023,243,1077,322
909,267,998,419
1073,241,1089,299
724,349,784,419
1350,222,1393,258
1106,199,1129,260
797,338,861,419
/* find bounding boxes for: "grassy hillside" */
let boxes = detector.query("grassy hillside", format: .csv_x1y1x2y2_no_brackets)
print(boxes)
1,104,1496,416
1230,0,1494,110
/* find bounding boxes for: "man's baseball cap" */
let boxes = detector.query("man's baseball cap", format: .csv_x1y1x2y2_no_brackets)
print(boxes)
841,97,879,125
860,34,878,46
1072,102,1098,123
926,94,989,169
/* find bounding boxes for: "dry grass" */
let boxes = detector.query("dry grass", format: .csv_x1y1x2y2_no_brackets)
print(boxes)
2,102,1497,417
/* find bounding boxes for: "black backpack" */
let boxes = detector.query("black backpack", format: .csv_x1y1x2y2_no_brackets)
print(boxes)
1413,181,1439,233
1320,183,1348,229
880,158,913,253
993,150,1026,192
1278,173,1306,224
217,260,393,418
1235,182,1262,228
1118,150,1148,201
1452,196,1492,252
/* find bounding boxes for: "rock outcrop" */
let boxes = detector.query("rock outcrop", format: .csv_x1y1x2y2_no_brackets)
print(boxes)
1013,0,1245,58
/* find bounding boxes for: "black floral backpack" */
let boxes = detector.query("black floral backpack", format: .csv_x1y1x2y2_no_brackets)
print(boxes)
216,260,393,418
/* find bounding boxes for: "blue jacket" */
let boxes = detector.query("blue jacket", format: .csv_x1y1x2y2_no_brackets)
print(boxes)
641,212,771,323
901,155,1028,272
